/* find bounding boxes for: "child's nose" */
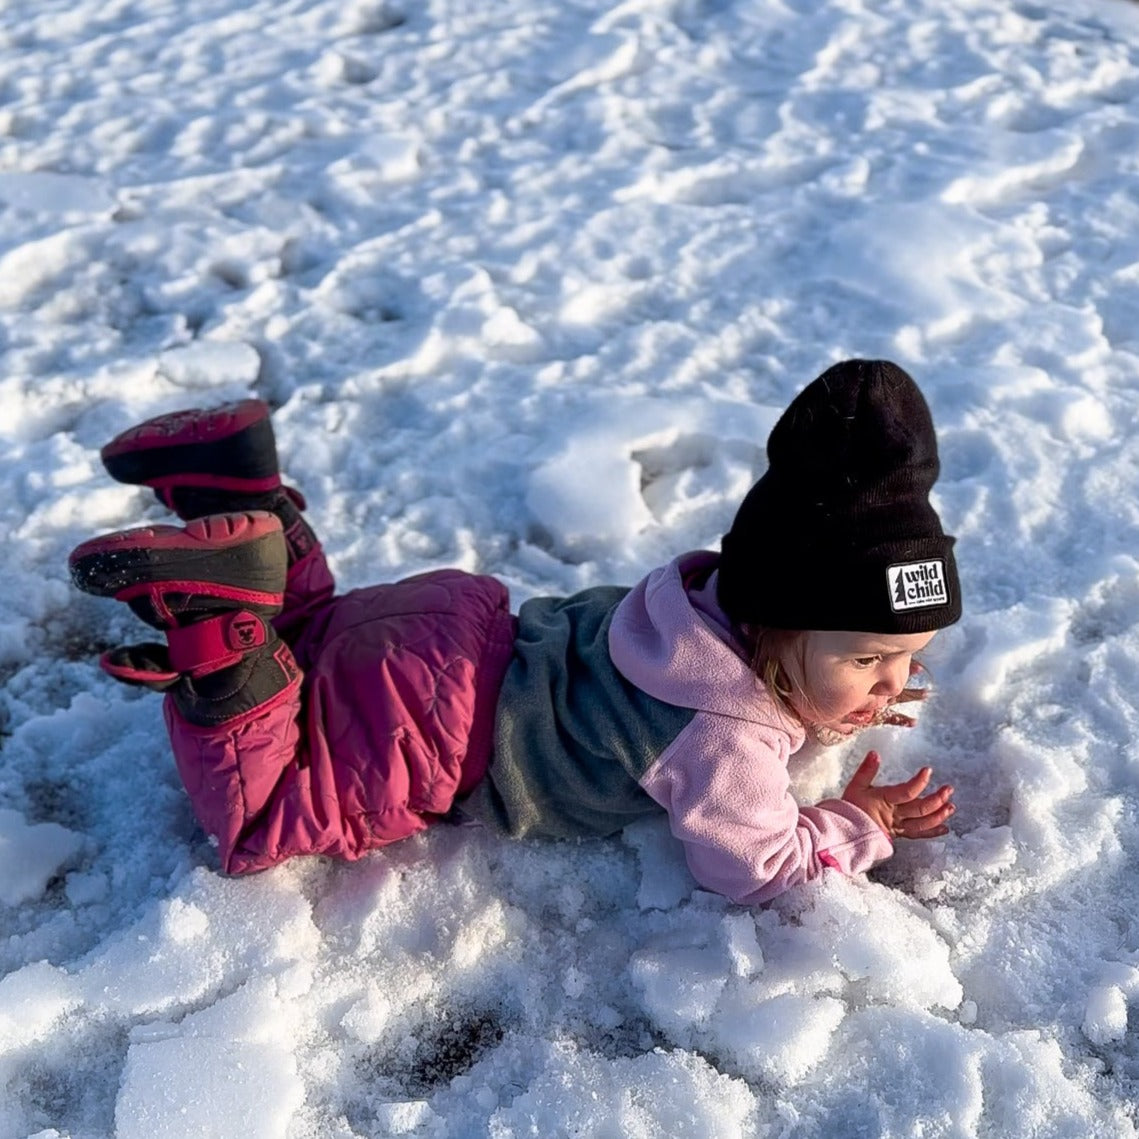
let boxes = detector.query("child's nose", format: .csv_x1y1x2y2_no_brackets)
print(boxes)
871,658,910,698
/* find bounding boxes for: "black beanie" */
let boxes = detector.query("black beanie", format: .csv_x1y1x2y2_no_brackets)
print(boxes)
716,359,961,634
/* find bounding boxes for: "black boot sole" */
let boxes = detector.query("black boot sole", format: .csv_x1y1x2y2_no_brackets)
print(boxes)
101,399,279,493
69,512,287,603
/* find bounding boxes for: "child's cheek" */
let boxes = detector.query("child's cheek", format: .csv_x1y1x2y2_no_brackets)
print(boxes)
802,667,849,721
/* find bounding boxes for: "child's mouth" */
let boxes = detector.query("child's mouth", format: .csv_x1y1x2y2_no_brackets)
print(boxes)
811,706,886,744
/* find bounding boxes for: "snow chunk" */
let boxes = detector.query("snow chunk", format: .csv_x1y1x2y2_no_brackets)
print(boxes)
487,1043,756,1138
715,992,846,1085
791,880,962,1011
623,815,696,910
629,945,727,1035
1060,394,1113,443
721,911,765,979
115,979,304,1139
375,1100,438,1134
482,305,545,362
0,808,85,906
341,987,395,1045
76,869,319,1016
1083,985,1128,1045
0,962,81,1048
160,896,210,943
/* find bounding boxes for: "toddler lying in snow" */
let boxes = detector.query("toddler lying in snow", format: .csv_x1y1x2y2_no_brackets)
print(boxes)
69,359,958,902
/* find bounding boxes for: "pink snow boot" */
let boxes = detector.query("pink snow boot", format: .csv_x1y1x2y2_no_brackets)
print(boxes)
69,512,299,726
99,399,319,568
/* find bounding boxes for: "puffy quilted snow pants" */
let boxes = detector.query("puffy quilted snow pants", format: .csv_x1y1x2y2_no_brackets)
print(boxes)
164,545,516,874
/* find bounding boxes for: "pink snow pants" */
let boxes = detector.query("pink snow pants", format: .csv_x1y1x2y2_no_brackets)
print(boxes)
163,544,517,874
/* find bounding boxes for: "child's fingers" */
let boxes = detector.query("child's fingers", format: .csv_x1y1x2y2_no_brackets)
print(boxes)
901,785,955,818
893,787,955,837
878,711,916,728
845,751,881,791
896,803,954,838
881,766,932,804
898,821,951,840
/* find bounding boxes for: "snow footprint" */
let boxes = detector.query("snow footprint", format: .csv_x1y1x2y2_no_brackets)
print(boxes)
524,398,775,564
632,434,762,531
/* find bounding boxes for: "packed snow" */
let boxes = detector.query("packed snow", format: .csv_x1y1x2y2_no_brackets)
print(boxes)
3,0,1139,1135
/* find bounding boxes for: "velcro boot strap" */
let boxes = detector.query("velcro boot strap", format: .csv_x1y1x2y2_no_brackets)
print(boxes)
167,610,272,676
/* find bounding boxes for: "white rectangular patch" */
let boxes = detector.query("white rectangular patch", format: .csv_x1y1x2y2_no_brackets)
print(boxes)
887,560,949,611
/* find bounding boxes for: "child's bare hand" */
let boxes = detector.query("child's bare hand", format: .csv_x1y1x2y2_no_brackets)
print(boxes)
841,751,955,841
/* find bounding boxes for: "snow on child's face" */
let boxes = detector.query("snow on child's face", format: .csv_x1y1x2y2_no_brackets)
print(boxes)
779,629,936,734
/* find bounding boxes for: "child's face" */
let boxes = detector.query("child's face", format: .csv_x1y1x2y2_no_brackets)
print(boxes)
779,629,936,734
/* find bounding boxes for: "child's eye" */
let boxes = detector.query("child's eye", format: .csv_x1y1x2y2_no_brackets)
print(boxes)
851,656,881,669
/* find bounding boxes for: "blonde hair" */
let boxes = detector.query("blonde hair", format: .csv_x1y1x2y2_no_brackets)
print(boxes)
738,625,808,723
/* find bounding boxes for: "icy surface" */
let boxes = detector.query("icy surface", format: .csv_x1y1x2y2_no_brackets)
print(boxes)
3,0,1139,1135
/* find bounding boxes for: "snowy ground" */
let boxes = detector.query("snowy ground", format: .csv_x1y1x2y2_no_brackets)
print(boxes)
3,0,1139,1135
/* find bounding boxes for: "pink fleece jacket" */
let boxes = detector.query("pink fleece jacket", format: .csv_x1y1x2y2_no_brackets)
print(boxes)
609,552,894,904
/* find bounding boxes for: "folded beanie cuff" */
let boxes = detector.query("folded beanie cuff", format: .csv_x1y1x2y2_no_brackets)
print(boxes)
721,537,960,634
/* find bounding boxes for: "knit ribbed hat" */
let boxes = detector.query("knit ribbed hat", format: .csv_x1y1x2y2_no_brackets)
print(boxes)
717,359,961,634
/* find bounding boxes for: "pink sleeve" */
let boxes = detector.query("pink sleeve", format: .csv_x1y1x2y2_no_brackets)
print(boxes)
640,714,894,905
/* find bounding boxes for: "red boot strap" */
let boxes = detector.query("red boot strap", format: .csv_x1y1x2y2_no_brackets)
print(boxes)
167,610,271,675
99,647,179,689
